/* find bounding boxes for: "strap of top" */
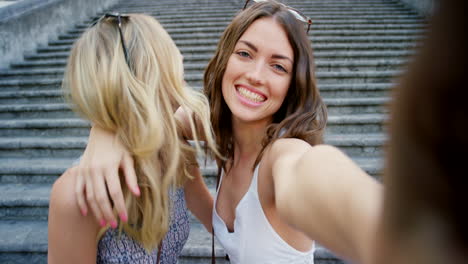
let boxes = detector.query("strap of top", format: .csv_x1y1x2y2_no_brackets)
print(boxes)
156,242,162,263
211,164,224,264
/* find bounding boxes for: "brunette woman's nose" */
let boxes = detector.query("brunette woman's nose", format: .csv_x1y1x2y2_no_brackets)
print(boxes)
245,62,265,86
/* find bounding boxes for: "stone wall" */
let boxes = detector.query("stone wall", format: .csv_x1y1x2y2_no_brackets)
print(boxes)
0,0,120,69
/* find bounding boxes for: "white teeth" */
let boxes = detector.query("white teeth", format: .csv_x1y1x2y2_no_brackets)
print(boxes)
237,87,266,103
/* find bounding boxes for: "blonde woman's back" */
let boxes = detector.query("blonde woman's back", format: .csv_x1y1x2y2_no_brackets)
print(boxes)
96,188,189,263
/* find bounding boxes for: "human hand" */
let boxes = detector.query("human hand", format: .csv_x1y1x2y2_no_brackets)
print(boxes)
75,126,140,227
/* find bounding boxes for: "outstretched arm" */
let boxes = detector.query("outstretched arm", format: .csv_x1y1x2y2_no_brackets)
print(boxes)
270,140,383,264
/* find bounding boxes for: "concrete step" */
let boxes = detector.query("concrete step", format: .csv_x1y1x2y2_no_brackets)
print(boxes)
0,90,64,104
0,73,203,90
150,13,422,22
316,70,401,84
0,137,88,159
0,97,388,119
60,29,423,43
9,56,409,72
113,6,412,14
325,133,387,157
1,59,408,78
0,133,387,159
326,114,388,134
92,10,419,19
91,2,413,10
0,183,210,223
0,78,61,91
319,59,407,72
120,0,398,5
0,184,50,220
0,70,401,91
10,60,67,70
0,118,90,137
48,35,422,48
70,22,424,35
120,1,403,7
0,220,345,264
319,83,392,97
117,0,399,4
0,157,217,184
22,50,413,63
72,17,424,30
0,103,77,119
153,15,423,25
0,220,48,264
35,42,419,54
0,68,64,78
325,97,389,115
0,83,393,104
0,183,214,221
64,23,424,39
0,158,75,184
0,112,387,138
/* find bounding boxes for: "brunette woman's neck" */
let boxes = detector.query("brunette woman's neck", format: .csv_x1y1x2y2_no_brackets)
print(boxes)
231,117,269,167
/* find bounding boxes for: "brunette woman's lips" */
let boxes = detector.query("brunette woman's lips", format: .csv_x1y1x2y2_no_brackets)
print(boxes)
235,85,267,107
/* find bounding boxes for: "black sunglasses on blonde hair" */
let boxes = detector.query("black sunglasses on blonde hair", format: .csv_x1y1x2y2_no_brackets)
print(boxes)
243,0,312,33
92,13,131,67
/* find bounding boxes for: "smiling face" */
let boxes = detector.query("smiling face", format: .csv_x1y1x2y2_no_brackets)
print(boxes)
221,17,293,125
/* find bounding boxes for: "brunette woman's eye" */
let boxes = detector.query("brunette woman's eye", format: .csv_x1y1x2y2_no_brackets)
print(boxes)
273,64,288,73
236,51,251,58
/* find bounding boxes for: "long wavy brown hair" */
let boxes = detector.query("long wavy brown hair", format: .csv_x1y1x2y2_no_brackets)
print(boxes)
203,1,327,173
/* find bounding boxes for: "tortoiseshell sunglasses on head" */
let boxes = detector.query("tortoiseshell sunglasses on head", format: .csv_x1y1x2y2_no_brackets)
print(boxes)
91,13,131,67
243,0,312,33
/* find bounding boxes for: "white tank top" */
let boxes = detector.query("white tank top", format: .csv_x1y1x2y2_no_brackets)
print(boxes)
212,164,315,264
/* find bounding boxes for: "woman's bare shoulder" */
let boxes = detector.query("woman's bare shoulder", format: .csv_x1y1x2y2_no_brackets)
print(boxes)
267,138,311,162
50,170,80,214
49,169,99,232
259,138,311,179
48,168,100,263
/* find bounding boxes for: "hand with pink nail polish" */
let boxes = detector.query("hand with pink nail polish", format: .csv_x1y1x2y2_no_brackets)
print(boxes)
74,126,140,227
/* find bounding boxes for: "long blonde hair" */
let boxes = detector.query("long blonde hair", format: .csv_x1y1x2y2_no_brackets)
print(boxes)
63,13,218,251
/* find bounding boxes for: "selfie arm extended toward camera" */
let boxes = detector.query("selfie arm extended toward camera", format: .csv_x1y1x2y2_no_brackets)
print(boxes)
270,140,383,264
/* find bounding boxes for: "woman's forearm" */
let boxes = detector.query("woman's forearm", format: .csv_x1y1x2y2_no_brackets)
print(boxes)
184,166,214,232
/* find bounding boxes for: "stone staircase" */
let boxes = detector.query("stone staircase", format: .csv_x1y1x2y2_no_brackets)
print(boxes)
0,0,425,263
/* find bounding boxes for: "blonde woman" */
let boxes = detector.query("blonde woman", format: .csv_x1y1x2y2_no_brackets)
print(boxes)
48,13,219,263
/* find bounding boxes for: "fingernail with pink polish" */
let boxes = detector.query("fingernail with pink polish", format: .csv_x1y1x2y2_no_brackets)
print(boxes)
81,208,88,216
110,220,118,229
119,212,128,222
134,186,141,196
99,219,106,227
